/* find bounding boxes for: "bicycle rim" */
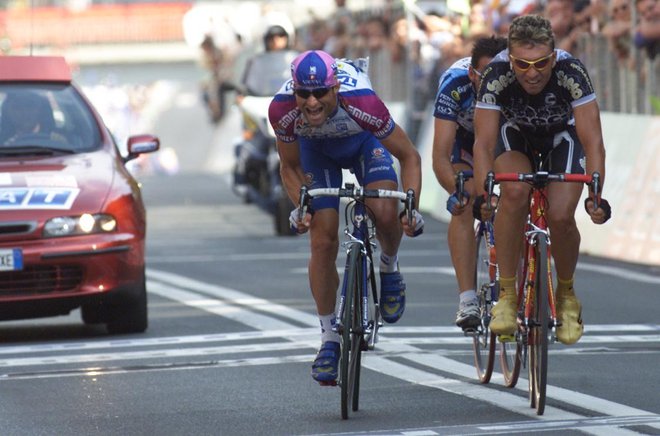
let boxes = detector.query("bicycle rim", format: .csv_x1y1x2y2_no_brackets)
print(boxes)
340,245,361,419
529,235,549,415
500,337,522,387
350,294,363,412
473,231,496,383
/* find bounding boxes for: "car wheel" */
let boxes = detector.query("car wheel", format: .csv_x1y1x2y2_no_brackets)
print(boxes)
81,301,106,325
106,277,148,335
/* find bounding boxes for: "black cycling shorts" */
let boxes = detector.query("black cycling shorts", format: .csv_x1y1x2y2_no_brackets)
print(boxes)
495,121,586,174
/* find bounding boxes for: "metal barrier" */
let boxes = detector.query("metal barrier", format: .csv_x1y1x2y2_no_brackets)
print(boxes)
577,34,659,115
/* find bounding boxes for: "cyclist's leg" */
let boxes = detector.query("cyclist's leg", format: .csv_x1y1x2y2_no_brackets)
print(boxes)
354,136,405,323
300,139,343,381
546,129,586,344
490,124,532,335
448,131,480,328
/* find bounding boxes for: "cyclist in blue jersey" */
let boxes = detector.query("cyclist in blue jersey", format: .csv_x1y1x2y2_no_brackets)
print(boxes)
431,36,507,331
268,50,423,384
473,15,611,345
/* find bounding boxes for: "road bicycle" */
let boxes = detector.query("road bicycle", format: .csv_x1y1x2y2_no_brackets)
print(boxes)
298,183,415,420
484,166,601,415
454,170,499,384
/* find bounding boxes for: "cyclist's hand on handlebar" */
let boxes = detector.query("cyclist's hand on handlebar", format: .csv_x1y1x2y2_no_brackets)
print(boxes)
289,206,313,234
446,191,470,216
584,197,612,224
401,209,424,237
472,194,498,222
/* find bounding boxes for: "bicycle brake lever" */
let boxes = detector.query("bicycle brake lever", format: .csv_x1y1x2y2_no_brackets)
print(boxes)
591,172,601,210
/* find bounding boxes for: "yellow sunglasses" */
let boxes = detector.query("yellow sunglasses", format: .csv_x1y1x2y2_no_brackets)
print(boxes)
509,52,554,72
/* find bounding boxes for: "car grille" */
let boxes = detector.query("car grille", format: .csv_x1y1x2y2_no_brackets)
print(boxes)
0,265,83,297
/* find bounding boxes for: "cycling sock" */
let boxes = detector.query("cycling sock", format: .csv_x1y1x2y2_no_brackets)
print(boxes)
499,276,516,297
459,289,477,305
319,313,340,343
557,277,575,297
379,253,398,273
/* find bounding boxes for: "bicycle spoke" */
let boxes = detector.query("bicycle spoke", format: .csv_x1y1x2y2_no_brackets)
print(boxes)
472,230,497,383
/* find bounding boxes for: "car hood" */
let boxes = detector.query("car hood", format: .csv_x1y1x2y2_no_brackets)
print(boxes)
0,151,115,217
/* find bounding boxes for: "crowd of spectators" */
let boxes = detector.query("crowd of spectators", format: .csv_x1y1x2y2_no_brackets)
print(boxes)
198,0,659,128
287,1,655,110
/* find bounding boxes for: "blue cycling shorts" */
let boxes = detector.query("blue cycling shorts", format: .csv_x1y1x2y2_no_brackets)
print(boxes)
299,131,399,211
450,126,474,167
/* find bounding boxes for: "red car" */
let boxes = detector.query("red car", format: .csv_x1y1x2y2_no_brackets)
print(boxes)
0,56,159,334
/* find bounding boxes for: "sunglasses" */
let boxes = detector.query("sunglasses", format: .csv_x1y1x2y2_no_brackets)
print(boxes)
294,87,332,99
509,52,554,72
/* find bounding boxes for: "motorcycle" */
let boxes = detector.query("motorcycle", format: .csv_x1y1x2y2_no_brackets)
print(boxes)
231,49,299,236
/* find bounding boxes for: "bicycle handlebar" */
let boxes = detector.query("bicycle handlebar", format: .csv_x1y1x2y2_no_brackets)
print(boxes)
485,171,602,209
298,183,416,224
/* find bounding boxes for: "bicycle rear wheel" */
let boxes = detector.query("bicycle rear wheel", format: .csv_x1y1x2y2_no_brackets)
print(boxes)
472,230,496,383
528,234,549,415
340,244,363,419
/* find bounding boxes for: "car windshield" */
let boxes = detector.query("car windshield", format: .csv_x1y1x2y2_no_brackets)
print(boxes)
241,50,299,97
0,84,102,154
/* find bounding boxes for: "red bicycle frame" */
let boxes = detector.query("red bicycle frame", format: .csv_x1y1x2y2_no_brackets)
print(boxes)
491,171,594,335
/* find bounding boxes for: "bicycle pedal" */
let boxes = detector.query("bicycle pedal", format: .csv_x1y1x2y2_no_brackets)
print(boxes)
318,380,337,387
463,328,477,337
498,334,516,343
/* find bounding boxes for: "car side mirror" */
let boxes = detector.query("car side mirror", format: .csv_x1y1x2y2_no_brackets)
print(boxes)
123,134,160,163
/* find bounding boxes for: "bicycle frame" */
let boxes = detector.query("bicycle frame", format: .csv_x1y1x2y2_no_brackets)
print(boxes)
298,183,413,419
487,169,598,414
519,186,556,339
335,198,379,349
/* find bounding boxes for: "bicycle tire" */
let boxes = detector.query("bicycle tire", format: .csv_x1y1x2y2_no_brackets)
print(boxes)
472,230,496,384
350,293,363,412
529,234,549,415
340,244,363,419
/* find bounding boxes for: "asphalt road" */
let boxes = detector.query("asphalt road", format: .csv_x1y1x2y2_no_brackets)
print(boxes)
0,61,659,436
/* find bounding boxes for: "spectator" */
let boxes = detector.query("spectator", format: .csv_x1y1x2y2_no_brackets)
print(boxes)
263,25,290,52
544,0,577,52
602,0,633,61
560,0,602,55
304,19,332,51
634,0,660,59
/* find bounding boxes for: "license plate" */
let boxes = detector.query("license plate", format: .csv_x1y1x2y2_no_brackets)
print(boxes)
0,248,23,271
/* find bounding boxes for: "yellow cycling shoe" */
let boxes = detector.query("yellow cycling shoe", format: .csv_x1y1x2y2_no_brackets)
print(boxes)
490,292,518,336
556,294,584,345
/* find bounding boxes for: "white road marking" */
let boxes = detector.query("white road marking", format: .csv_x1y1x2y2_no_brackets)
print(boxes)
1,269,658,435
290,264,660,285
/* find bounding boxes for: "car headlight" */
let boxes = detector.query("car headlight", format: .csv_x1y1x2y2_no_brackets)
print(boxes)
43,214,117,237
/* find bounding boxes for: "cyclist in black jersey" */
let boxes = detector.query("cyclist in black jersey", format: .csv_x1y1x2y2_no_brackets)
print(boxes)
472,15,611,345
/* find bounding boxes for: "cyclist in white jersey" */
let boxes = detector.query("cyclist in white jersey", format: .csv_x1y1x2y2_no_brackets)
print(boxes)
269,50,423,384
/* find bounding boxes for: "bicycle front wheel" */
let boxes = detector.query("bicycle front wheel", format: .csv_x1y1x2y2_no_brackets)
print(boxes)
340,244,364,419
472,230,496,383
528,234,549,415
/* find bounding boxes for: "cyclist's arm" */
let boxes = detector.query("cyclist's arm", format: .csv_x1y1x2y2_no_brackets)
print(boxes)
276,138,307,206
473,106,500,197
379,123,422,209
431,118,459,194
573,100,606,184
